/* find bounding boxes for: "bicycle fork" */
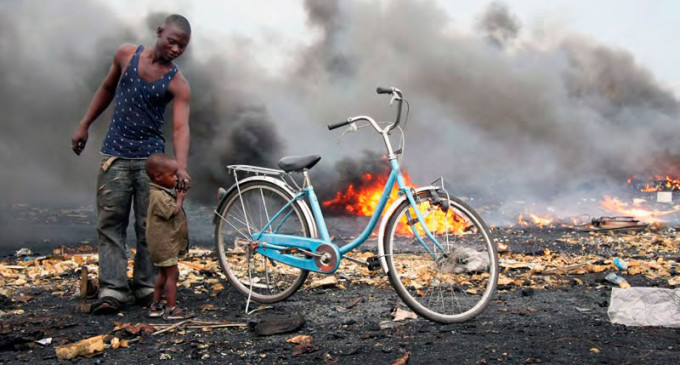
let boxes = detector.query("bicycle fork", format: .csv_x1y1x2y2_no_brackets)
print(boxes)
376,185,451,274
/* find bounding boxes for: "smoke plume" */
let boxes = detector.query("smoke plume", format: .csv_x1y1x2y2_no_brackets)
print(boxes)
1,0,679,231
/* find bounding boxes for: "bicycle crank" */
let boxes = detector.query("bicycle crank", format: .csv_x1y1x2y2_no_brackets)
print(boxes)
313,243,339,273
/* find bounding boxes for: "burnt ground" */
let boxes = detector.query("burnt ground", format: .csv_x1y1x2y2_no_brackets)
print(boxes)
1,204,679,364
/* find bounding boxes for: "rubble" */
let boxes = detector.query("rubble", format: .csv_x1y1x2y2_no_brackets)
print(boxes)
0,222,678,363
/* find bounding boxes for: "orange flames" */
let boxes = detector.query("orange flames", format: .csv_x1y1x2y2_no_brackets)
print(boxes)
398,200,468,235
599,195,680,223
322,172,407,216
322,171,468,235
323,172,680,231
629,175,680,192
517,213,556,228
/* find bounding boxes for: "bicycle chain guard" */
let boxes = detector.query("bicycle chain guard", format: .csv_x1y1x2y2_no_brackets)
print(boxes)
313,243,339,273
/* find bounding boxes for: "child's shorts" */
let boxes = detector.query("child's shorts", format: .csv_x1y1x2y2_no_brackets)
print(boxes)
154,256,179,267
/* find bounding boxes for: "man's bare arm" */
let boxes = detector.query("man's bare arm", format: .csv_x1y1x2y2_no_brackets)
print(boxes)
170,72,191,189
71,44,134,155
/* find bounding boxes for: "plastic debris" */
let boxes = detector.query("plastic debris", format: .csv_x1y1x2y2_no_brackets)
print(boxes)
15,248,33,257
439,246,489,273
36,338,52,346
605,272,631,289
612,258,628,270
608,287,680,327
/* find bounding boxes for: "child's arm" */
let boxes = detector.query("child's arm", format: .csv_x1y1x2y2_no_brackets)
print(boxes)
173,189,187,216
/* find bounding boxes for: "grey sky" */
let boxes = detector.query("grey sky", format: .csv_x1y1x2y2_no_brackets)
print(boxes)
103,0,680,92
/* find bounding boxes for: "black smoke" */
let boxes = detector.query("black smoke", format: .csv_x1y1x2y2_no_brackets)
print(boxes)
1,0,679,230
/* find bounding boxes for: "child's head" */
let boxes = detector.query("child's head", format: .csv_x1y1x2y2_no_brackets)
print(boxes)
146,154,179,189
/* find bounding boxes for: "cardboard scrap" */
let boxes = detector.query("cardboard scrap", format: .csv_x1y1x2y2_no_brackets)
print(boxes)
55,335,104,360
392,307,417,321
307,275,338,289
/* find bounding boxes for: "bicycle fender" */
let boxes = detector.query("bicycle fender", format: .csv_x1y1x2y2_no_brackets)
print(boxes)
377,186,441,273
212,176,318,238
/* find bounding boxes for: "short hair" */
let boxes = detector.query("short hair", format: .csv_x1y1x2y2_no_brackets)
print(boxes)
146,153,176,177
165,14,191,34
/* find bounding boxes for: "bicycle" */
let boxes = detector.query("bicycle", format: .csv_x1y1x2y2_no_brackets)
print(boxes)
213,87,498,323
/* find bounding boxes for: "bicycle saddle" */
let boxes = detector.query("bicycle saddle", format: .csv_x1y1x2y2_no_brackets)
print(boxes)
278,154,321,172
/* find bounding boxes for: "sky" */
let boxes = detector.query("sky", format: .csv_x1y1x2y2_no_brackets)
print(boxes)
103,0,680,92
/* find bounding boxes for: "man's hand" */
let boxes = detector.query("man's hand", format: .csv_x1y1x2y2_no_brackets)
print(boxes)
176,170,192,192
71,125,89,155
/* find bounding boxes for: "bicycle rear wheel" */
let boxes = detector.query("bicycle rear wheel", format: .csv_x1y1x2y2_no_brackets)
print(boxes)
215,179,312,303
383,190,498,323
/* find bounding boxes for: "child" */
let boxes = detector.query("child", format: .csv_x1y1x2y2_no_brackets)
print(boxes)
145,153,193,320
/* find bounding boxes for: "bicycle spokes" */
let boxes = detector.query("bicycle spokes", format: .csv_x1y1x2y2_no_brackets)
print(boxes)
383,191,498,323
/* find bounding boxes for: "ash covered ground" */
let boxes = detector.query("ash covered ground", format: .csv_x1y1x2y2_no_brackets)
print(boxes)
1,204,679,364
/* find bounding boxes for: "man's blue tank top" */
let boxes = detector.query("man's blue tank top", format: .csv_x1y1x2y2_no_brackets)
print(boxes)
101,45,178,158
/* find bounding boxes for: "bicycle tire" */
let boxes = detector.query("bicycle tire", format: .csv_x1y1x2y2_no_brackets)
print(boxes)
215,179,312,303
383,190,498,323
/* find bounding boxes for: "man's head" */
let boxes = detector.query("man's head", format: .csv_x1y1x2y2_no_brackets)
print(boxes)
146,153,179,189
156,14,191,62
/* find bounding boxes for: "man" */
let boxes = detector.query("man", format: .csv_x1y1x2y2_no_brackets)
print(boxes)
71,14,192,314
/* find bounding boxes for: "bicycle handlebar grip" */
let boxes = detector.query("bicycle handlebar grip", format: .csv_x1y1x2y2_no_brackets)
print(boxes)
328,119,351,130
376,87,392,94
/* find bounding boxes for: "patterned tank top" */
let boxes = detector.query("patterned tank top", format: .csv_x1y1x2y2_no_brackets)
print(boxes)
101,45,178,158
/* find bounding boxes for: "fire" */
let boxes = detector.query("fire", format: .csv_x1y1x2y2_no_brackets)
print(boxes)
629,175,680,192
322,172,406,216
396,200,468,236
600,195,680,223
517,212,556,228
322,171,468,235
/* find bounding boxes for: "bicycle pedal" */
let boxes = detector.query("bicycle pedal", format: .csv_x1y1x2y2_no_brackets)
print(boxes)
366,256,381,271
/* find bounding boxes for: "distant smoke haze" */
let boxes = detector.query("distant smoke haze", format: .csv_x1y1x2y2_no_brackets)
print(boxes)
1,0,679,232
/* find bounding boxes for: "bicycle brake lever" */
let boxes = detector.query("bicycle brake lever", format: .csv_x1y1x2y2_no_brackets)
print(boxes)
337,122,358,144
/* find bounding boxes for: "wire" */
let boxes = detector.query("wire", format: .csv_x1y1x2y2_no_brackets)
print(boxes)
402,99,411,128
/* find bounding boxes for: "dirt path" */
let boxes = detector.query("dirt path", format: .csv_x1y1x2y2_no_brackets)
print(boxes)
2,257,678,364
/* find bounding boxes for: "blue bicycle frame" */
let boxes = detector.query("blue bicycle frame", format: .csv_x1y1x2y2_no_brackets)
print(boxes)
251,157,448,274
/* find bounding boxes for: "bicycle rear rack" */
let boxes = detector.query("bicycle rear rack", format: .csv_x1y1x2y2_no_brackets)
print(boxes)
227,164,303,191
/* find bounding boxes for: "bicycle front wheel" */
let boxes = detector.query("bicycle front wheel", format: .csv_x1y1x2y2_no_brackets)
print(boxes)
215,179,312,303
383,190,498,323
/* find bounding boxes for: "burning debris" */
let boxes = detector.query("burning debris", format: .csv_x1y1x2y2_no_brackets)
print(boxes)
629,175,680,193
574,216,647,232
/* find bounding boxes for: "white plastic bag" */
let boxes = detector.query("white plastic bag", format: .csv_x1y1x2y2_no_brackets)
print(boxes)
608,287,680,327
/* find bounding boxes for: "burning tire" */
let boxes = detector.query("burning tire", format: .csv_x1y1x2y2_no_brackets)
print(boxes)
214,179,313,303
383,191,498,323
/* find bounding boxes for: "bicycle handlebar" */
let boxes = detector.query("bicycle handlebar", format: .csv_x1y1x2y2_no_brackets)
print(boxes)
377,86,404,133
327,86,405,133
328,119,351,130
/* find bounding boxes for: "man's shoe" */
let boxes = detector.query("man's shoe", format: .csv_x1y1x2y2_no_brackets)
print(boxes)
90,297,122,315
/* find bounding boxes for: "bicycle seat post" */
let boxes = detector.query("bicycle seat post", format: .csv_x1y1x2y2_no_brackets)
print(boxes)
302,169,312,188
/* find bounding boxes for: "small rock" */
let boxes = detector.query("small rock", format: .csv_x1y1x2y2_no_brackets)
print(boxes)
342,318,356,326
250,314,305,336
